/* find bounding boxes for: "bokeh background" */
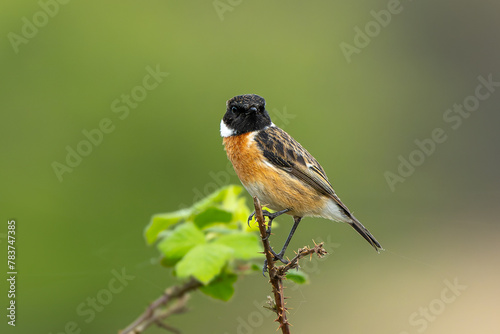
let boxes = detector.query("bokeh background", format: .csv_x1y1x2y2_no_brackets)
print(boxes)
1,0,500,333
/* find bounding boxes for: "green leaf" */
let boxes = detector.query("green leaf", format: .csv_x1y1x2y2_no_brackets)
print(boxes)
193,206,232,229
145,208,191,244
191,185,242,213
157,223,205,265
213,233,263,260
232,197,253,230
286,270,309,285
221,185,243,211
203,226,239,234
199,273,238,301
145,186,246,245
176,244,233,284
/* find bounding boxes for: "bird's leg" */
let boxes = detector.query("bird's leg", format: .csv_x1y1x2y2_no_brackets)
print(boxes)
262,216,302,275
248,208,290,240
273,216,302,260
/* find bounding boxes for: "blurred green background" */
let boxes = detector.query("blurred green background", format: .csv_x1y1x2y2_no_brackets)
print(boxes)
1,0,499,333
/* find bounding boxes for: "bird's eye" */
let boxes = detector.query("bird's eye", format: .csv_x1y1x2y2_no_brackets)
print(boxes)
231,106,238,112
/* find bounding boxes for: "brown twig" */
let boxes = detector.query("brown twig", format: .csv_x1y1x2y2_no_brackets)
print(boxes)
277,242,328,276
253,197,328,334
253,197,289,333
120,278,202,334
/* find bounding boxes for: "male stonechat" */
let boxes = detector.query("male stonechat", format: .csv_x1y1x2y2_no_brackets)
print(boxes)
221,94,382,268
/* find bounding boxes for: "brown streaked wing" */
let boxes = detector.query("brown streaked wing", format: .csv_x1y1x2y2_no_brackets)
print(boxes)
255,126,353,215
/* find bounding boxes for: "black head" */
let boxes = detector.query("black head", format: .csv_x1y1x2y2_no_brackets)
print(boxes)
220,94,272,137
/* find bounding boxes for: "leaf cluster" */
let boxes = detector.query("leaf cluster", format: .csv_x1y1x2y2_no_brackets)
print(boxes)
144,185,263,301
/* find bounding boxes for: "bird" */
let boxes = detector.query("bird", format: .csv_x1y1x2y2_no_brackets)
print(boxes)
220,94,382,270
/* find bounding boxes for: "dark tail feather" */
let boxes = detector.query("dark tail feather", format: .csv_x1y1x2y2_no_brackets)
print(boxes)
349,215,383,252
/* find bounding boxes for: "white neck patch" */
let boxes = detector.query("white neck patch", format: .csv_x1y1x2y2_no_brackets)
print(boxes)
220,120,235,137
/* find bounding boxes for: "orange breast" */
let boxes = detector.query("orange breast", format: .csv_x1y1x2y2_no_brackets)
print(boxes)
223,133,328,217
223,133,260,185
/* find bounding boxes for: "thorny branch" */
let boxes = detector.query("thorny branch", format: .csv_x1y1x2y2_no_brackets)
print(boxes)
253,197,328,334
120,278,202,334
121,198,327,334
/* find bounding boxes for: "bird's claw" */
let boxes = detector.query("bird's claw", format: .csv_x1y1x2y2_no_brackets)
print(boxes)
261,252,289,276
247,209,277,237
248,211,273,242
247,211,256,227
261,224,273,241
247,208,292,276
